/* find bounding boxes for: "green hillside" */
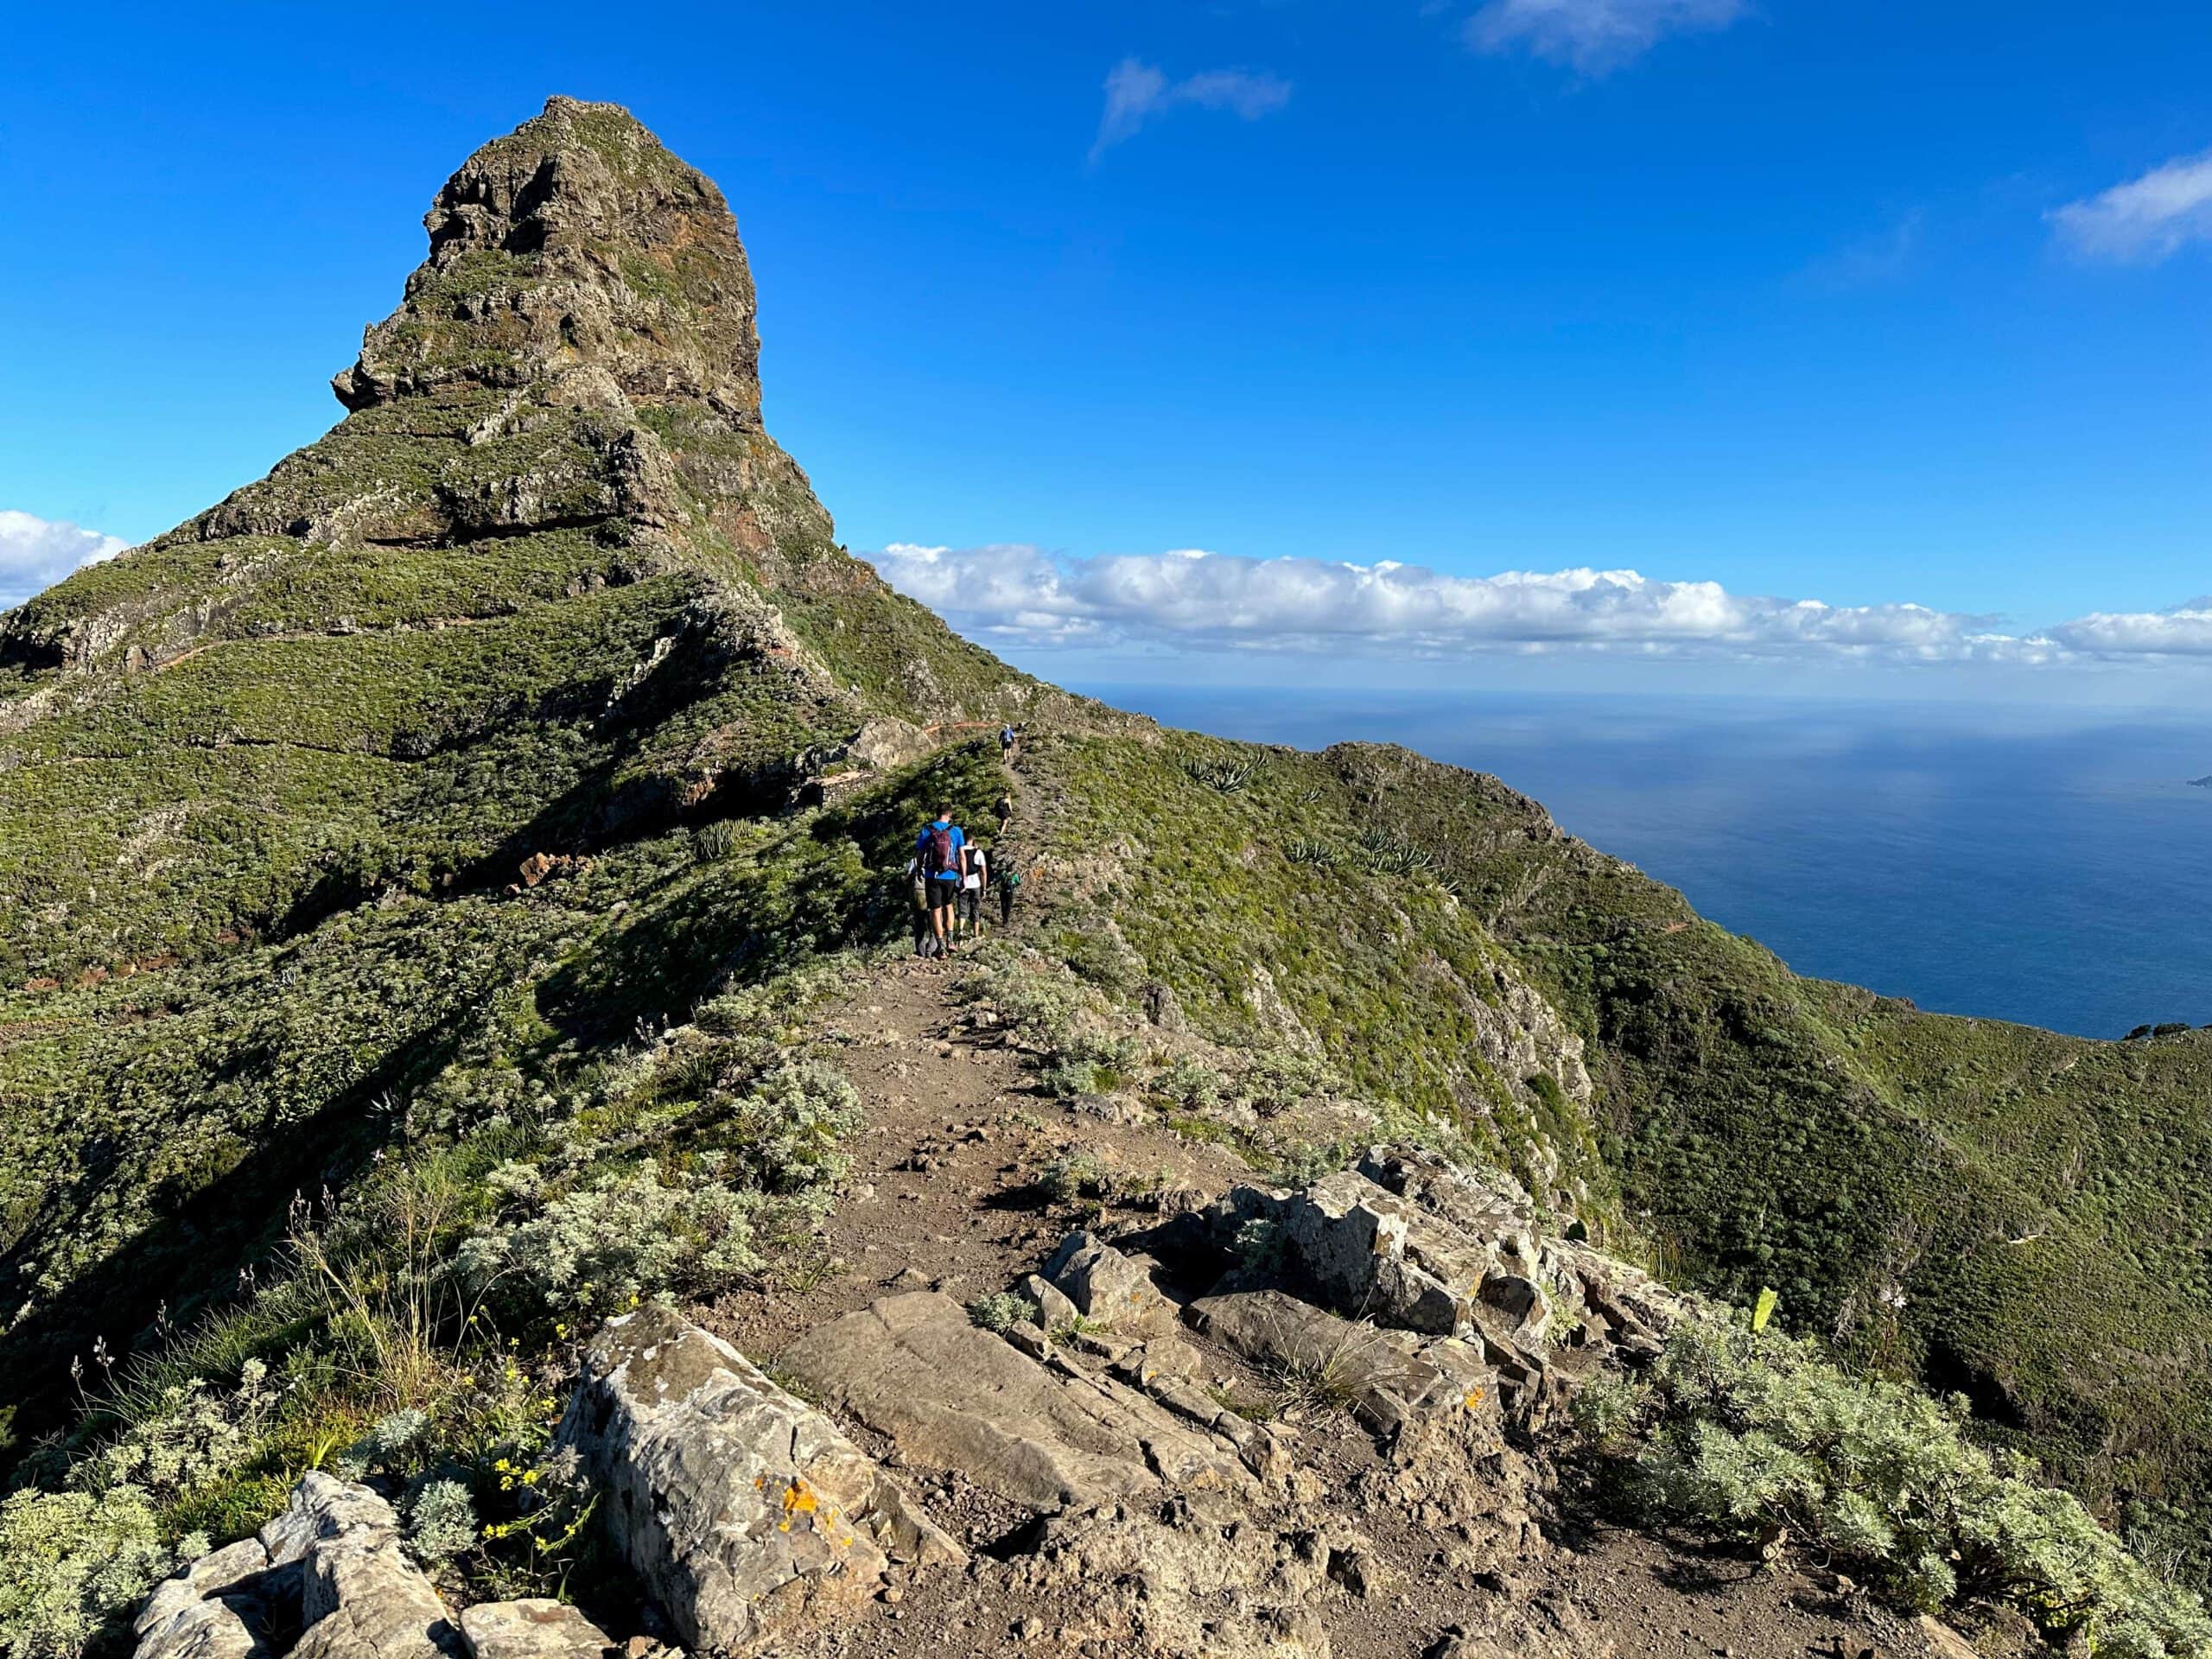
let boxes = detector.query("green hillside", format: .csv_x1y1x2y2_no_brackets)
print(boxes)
1,94,2206,1643
1010,731,2212,1565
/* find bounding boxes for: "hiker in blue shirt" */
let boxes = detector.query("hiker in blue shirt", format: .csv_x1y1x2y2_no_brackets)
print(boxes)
914,804,966,957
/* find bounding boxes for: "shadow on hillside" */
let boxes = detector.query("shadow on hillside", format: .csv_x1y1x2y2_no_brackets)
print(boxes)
0,995,489,1459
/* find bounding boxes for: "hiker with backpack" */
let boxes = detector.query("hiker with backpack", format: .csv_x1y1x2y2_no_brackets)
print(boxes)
959,840,989,942
994,850,1022,927
999,722,1019,766
914,804,966,956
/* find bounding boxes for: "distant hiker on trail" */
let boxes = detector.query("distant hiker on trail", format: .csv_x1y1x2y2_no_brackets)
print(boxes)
914,804,966,956
994,851,1022,928
1000,722,1020,765
959,841,989,942
994,792,1014,837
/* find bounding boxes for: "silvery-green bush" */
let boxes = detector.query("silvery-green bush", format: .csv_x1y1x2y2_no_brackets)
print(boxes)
404,1478,478,1567
0,1486,177,1659
1597,1315,2212,1658
455,1167,769,1315
0,1364,277,1657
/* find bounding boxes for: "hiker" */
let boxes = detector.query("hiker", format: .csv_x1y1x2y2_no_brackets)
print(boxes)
905,850,938,957
999,721,1019,766
994,850,1022,927
913,804,966,955
960,840,989,941
993,791,1013,837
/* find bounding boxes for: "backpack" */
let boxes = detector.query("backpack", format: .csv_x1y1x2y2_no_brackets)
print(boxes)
927,823,955,876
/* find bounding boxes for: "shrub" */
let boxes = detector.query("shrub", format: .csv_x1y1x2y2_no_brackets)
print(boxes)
715,1058,860,1193
1233,1217,1287,1274
336,1408,431,1481
1592,1314,2212,1657
1157,1056,1224,1110
1038,1057,1103,1098
81,1360,277,1507
1227,1051,1327,1119
405,1478,479,1567
0,1486,178,1659
968,1293,1030,1333
454,1168,770,1316
1041,1149,1114,1203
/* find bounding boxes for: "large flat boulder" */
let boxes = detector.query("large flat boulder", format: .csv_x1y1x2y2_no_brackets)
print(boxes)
557,1306,960,1657
779,1291,1255,1512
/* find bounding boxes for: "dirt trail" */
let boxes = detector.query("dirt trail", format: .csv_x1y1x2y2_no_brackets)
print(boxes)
701,959,1950,1659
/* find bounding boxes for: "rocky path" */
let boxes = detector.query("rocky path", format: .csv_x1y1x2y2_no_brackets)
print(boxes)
138,954,1961,1659
692,960,1948,1659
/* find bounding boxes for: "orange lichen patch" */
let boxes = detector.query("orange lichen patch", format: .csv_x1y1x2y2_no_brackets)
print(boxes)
782,1477,820,1516
1463,1389,1486,1411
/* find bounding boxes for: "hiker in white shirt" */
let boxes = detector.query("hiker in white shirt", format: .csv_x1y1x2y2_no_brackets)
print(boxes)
960,842,989,941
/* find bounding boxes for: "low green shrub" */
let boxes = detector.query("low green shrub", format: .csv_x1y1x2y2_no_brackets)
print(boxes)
1156,1056,1224,1110
1041,1149,1114,1203
0,1486,178,1659
454,1166,775,1317
404,1478,479,1567
968,1293,1030,1333
1588,1315,2212,1657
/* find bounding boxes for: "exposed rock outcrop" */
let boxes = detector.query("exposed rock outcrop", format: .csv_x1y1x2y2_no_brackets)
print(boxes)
138,1476,457,1659
556,1304,962,1656
779,1289,1256,1510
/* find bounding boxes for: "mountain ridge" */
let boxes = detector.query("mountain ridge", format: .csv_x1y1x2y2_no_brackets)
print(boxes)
2,95,2207,1657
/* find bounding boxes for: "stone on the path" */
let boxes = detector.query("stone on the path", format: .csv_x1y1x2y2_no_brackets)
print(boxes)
558,1305,962,1658
457,1599,616,1659
1274,1171,1488,1338
1189,1288,1498,1443
1040,1230,1175,1335
779,1292,1253,1512
1017,1271,1079,1329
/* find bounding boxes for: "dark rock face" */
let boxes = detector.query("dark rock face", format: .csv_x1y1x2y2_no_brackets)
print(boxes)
334,96,762,425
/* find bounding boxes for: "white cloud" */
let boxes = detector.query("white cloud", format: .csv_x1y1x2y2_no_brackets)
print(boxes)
1463,0,1748,74
1090,58,1293,161
870,542,2081,664
2048,600,2212,658
2050,149,2212,263
0,510,128,609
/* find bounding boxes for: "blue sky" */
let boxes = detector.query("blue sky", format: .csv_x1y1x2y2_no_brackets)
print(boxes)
3,1,2209,696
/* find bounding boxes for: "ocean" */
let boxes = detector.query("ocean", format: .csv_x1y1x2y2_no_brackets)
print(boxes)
1074,683,2212,1040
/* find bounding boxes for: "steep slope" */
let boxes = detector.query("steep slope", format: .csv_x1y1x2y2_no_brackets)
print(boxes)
1009,732,2212,1565
0,96,1052,1440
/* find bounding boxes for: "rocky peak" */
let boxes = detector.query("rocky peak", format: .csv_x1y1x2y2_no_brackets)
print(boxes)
332,96,762,425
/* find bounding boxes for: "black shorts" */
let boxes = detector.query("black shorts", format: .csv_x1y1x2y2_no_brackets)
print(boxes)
927,880,961,912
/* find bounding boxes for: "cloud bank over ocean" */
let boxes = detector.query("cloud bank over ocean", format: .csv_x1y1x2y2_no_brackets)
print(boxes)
873,541,2212,667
